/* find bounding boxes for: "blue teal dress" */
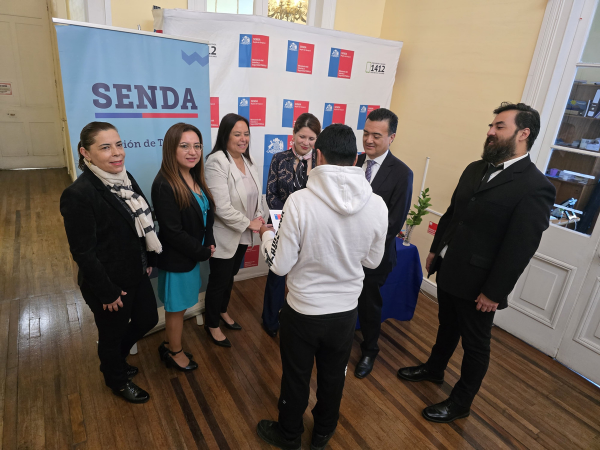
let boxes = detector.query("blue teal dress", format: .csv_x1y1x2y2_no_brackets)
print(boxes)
158,191,210,313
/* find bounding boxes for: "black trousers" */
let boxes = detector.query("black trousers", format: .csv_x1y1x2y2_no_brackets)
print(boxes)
261,269,286,331
357,271,389,358
424,286,495,407
205,244,247,328
277,302,357,440
81,275,158,390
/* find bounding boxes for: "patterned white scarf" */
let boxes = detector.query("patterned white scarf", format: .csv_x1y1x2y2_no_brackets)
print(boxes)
84,159,162,254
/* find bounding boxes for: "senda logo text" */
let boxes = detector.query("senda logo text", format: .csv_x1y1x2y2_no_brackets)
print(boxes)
92,83,198,110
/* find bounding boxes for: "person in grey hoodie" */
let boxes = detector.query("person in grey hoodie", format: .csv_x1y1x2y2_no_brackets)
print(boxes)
256,124,388,450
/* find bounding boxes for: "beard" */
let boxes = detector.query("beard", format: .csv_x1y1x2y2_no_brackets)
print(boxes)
482,131,517,165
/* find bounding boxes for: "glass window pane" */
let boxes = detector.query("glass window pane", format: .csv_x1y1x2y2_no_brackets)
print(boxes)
546,149,600,235
207,0,216,12
268,0,309,24
581,5,600,63
554,69,600,151
239,0,254,14
216,0,238,14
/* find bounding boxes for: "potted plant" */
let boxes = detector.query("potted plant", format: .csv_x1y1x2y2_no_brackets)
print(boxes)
403,188,431,246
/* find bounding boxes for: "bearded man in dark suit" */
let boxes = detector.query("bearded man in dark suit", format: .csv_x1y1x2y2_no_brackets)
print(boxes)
397,102,556,423
354,108,413,379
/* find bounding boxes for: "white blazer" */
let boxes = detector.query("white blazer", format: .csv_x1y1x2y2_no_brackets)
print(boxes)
205,150,265,259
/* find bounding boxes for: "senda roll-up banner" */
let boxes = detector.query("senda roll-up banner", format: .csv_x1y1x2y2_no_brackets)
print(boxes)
54,21,211,200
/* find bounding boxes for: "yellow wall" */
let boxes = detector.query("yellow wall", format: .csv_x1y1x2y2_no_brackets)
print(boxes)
334,0,386,38
111,0,187,32
376,0,547,279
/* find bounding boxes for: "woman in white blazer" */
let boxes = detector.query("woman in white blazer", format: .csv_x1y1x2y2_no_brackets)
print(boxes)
204,113,265,347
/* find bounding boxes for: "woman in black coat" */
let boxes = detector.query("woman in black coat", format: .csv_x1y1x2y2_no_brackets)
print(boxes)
60,122,160,404
152,123,215,371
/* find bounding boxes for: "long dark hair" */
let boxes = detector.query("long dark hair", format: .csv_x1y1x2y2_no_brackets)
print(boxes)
160,122,214,210
209,113,253,164
77,121,118,171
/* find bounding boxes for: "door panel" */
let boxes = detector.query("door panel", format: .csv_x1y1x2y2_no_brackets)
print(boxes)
0,1,64,169
556,270,600,385
0,122,27,157
30,121,60,156
0,0,45,18
510,253,576,328
16,22,57,106
0,21,20,107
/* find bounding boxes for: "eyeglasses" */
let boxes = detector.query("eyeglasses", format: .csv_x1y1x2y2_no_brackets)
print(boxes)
179,143,203,152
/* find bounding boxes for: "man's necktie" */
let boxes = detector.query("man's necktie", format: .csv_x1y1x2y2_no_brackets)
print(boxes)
365,160,376,182
479,163,504,189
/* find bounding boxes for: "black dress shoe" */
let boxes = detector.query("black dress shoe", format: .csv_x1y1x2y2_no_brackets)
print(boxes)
204,326,232,348
112,381,150,404
311,430,335,450
262,323,278,338
256,420,301,450
220,317,242,330
397,364,444,384
422,399,470,423
354,356,375,379
165,348,198,372
158,341,193,362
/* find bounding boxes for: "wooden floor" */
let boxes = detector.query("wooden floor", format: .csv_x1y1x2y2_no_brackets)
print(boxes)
1,168,600,450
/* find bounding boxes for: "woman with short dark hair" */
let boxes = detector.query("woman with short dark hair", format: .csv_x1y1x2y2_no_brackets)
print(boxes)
152,122,215,371
60,122,160,403
204,113,265,347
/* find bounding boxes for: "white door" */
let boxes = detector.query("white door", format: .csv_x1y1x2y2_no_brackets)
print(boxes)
0,0,65,169
494,0,600,385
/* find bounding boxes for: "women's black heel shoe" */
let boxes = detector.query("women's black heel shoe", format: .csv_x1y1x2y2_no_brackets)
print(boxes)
220,317,242,330
165,348,198,372
158,341,193,361
204,325,232,348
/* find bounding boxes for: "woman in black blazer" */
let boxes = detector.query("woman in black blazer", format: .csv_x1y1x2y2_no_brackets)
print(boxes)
60,122,161,404
152,123,215,371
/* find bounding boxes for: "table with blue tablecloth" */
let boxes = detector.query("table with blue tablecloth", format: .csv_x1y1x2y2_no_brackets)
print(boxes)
357,238,422,329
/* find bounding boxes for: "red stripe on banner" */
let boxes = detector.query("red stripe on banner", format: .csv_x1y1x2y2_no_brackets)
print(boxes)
141,113,198,118
210,97,219,128
338,50,354,79
332,104,347,124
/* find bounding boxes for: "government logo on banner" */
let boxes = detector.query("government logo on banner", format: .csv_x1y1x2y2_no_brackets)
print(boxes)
238,97,266,127
357,105,380,130
286,40,315,74
210,97,219,128
323,103,347,127
328,48,354,79
239,34,269,68
282,99,309,128
263,134,293,193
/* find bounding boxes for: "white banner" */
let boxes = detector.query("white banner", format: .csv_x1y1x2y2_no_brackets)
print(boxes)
163,10,403,276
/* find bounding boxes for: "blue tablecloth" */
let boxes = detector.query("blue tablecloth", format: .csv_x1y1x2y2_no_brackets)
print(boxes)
357,238,422,328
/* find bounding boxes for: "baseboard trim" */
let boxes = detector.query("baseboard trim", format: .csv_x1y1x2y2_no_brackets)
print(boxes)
421,277,438,299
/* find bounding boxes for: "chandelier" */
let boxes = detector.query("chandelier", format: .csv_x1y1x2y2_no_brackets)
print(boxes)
268,0,308,24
